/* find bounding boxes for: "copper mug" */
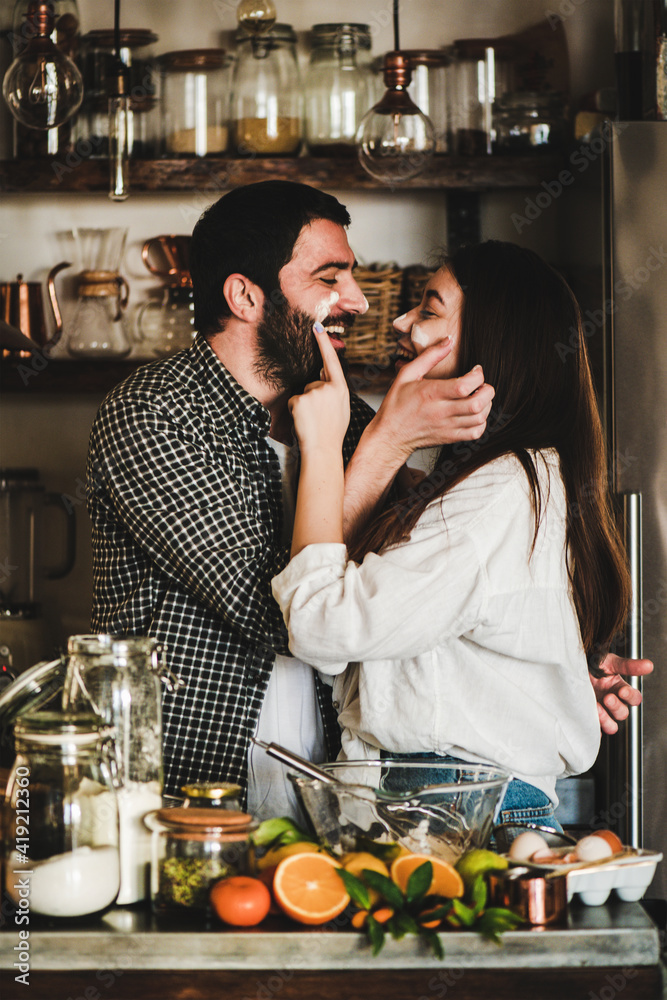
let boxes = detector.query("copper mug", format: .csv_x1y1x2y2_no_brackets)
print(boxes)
142,235,192,288
0,262,70,353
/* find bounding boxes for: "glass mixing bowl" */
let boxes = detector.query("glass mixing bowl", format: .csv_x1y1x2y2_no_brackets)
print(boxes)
292,759,510,864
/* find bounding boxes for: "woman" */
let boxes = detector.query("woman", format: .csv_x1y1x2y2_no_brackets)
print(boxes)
272,240,631,829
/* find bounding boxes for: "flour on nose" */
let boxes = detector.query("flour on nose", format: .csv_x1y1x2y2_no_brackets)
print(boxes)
411,324,429,348
394,313,408,325
315,291,340,323
361,295,369,314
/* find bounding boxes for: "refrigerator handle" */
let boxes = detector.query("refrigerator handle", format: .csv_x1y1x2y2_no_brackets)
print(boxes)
618,492,643,849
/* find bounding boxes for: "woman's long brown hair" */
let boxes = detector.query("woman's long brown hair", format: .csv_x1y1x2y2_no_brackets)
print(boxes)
351,241,630,663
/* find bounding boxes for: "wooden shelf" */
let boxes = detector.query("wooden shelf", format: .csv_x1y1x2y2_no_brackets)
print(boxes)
0,357,396,395
0,153,565,193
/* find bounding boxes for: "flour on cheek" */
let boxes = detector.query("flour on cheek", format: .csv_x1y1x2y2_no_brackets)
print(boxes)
315,291,340,323
411,324,429,348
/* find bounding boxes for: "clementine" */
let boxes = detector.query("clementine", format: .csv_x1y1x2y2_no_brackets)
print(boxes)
210,876,272,927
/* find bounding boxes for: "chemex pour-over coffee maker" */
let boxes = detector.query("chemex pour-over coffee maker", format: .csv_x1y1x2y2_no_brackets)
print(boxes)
61,227,131,358
136,234,195,356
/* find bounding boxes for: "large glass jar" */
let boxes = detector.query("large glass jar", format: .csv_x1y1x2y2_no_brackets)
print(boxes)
304,23,374,156
232,23,301,156
450,38,516,154
146,807,256,913
62,634,178,904
159,49,231,157
76,29,159,158
3,710,120,919
10,0,81,158
403,49,451,154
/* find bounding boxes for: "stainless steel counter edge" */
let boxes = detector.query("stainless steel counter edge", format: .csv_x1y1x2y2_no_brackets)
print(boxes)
0,902,660,971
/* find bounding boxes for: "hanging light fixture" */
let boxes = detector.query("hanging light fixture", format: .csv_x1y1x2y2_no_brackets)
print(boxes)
356,0,435,184
2,0,83,130
108,0,130,201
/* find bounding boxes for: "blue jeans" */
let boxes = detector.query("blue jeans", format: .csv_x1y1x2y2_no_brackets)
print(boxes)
379,751,563,833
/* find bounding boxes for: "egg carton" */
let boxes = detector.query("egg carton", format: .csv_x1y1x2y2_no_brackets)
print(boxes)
515,848,663,906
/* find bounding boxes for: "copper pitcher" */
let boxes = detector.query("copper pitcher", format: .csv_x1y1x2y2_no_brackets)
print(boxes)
142,235,192,288
0,263,70,353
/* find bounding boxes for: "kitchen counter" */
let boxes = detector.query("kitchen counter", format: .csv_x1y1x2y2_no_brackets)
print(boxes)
0,899,664,1000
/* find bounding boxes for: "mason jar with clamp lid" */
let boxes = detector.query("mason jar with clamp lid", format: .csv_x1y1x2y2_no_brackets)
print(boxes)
231,23,301,156
158,49,231,157
146,807,257,913
3,710,120,919
304,23,374,156
62,634,182,904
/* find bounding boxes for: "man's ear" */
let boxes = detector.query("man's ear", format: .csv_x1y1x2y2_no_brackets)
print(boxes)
223,273,265,322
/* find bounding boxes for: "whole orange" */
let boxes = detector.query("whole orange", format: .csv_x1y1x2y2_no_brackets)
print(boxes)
210,876,272,927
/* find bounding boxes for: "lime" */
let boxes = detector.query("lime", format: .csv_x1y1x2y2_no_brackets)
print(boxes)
455,848,508,893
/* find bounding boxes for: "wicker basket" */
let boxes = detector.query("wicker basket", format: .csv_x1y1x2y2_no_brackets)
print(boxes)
345,266,404,365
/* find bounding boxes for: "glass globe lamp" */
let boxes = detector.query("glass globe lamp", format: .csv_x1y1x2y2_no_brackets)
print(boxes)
2,0,83,130
356,51,435,184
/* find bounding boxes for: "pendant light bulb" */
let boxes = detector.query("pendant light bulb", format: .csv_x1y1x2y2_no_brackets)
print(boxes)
2,0,82,129
236,0,277,35
356,52,435,184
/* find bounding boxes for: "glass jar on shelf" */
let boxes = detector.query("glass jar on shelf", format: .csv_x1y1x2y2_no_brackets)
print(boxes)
303,23,374,156
158,49,231,157
181,782,243,809
493,91,569,153
231,23,302,156
450,37,516,155
146,807,257,913
403,49,452,154
76,28,159,158
3,710,120,919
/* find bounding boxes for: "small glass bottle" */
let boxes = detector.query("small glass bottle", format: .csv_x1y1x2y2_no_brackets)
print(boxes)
304,23,374,156
62,635,179,905
159,49,230,157
146,807,257,913
232,23,302,156
3,710,120,919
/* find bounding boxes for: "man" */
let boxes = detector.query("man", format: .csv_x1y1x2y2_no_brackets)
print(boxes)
87,181,650,814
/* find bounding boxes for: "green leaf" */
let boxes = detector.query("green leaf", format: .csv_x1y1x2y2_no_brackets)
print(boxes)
421,928,445,960
405,861,433,905
475,907,524,943
362,870,405,910
417,902,451,923
451,898,477,928
469,873,488,915
391,908,421,936
366,913,386,956
336,868,370,910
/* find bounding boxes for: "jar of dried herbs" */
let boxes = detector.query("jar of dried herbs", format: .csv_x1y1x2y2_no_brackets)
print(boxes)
146,807,256,912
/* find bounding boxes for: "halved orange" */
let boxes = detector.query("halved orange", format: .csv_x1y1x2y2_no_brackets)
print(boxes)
273,852,350,925
390,852,464,899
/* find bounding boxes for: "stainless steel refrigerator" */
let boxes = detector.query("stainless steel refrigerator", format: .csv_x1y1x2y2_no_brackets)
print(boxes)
598,120,667,901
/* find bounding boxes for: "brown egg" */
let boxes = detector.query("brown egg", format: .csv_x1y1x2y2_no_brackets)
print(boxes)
594,829,624,854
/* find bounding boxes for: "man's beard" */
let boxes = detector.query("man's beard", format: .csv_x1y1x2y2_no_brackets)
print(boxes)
253,299,351,394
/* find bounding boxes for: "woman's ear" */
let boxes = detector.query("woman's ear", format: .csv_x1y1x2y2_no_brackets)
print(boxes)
223,273,265,323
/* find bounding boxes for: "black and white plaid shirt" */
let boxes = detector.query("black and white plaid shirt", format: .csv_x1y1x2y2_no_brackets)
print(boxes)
87,334,374,798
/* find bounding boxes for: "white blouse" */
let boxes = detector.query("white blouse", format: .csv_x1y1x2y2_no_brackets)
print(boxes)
271,450,601,805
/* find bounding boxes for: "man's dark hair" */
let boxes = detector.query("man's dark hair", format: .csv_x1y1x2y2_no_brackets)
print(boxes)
189,180,351,336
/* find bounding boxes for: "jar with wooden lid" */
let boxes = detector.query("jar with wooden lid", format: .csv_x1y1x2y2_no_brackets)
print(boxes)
146,807,256,912
159,49,231,157
231,23,301,155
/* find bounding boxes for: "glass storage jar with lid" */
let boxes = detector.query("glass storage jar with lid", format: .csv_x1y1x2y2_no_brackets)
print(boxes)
146,807,257,913
304,23,374,156
231,23,301,155
493,91,568,153
450,38,516,154
158,49,231,157
403,49,451,154
181,782,243,809
76,28,159,158
3,710,120,919
62,634,179,905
